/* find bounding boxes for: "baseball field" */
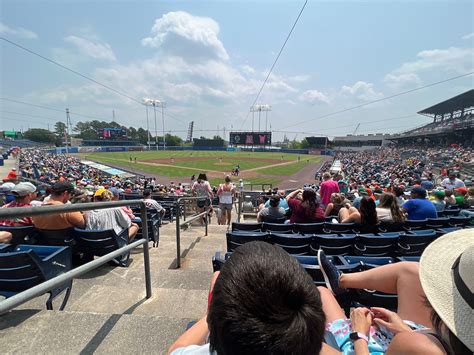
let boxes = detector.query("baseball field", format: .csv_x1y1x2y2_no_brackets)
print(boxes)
78,150,325,188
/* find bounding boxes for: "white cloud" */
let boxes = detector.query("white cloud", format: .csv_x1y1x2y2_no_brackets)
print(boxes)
462,33,474,40
341,81,383,101
299,89,329,104
141,11,229,62
383,72,422,91
393,47,473,75
64,35,116,61
0,21,38,39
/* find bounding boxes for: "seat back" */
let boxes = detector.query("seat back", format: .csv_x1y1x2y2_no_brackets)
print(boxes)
324,222,355,234
352,223,379,234
342,255,397,269
441,209,460,216
262,223,294,233
404,219,428,230
261,216,286,224
0,248,45,293
270,233,313,255
354,234,399,257
231,222,262,232
377,222,405,233
37,228,75,246
226,232,268,252
449,216,471,227
0,225,38,245
294,223,325,235
398,230,437,256
311,234,355,256
426,217,451,229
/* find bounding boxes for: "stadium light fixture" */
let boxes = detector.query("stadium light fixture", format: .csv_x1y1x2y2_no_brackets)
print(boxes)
142,98,152,151
250,104,272,131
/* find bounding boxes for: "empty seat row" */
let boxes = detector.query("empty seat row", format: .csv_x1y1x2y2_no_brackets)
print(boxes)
232,216,472,235
227,228,461,257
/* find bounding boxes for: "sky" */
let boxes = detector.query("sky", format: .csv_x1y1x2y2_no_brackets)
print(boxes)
1,0,473,141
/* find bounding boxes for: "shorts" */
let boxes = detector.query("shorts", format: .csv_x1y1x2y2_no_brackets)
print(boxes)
197,198,211,208
326,318,426,354
219,203,233,211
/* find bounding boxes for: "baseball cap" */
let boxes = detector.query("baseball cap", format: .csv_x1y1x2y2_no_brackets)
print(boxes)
11,182,37,196
52,181,75,194
455,187,468,195
94,188,106,197
433,190,445,198
108,187,120,196
143,189,152,196
411,186,427,198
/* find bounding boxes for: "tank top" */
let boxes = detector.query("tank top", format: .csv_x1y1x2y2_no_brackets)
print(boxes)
219,183,234,204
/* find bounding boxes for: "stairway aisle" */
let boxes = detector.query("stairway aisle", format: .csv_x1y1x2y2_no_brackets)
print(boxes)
0,221,229,354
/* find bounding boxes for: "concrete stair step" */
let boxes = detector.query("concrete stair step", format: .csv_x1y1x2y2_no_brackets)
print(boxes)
0,309,193,354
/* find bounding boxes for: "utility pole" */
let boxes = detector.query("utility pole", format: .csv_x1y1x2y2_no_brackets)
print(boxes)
153,102,158,151
65,108,72,154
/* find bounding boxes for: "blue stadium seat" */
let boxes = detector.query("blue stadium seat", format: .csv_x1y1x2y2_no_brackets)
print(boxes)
270,233,313,255
0,225,38,245
426,217,451,229
324,222,355,234
341,255,397,269
397,229,438,256
36,228,75,246
261,222,294,234
377,222,405,233
449,216,472,227
440,209,460,216
260,216,286,224
352,223,380,234
353,233,399,257
226,232,269,252
74,228,131,267
436,227,462,237
294,222,325,235
403,219,428,230
231,222,262,232
397,256,421,262
310,234,355,256
0,244,72,310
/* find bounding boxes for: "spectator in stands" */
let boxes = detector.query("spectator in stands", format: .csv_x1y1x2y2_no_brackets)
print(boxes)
444,189,456,206
339,196,378,225
217,175,235,226
319,172,340,207
109,187,135,220
84,189,138,241
441,171,465,190
257,195,286,222
286,188,325,223
402,187,437,220
260,190,289,214
376,193,405,223
0,231,12,243
337,180,348,193
393,186,406,207
466,187,474,207
0,182,37,226
192,173,213,222
431,190,446,212
168,242,328,354
2,168,17,182
32,182,85,230
454,187,469,208
324,193,345,218
143,189,165,216
317,230,473,354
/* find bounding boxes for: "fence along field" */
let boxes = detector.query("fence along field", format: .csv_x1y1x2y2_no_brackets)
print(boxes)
78,151,323,186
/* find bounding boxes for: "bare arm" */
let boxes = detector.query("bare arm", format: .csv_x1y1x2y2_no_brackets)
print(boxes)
167,316,209,354
324,203,334,217
286,189,302,202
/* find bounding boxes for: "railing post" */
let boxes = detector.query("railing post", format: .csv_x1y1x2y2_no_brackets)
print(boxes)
140,203,152,299
205,206,208,236
237,179,243,222
175,199,181,268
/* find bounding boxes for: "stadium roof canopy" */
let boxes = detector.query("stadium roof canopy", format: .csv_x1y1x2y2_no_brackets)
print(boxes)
418,89,474,116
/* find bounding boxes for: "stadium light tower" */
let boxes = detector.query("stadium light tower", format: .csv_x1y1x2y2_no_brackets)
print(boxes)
142,98,152,151
250,104,271,131
144,99,166,151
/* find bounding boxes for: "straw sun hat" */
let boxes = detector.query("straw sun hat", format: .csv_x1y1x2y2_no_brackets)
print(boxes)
419,229,474,352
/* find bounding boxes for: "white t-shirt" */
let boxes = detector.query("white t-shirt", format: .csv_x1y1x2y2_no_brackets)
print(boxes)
192,181,212,198
441,178,465,190
376,207,393,222
85,207,131,235
144,198,164,212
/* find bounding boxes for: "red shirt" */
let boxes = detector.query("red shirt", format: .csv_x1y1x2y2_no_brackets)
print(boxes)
288,198,325,224
320,180,340,205
0,201,33,226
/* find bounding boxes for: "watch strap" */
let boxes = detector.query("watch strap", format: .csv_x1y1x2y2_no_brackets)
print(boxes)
350,332,369,343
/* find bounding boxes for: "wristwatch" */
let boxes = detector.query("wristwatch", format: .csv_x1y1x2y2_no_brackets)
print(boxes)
349,332,369,343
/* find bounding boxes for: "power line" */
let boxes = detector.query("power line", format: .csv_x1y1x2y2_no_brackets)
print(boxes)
1,37,188,126
239,0,308,129
277,71,474,130
0,110,62,123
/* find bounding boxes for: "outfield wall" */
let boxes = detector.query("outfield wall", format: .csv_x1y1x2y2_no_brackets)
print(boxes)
54,145,335,156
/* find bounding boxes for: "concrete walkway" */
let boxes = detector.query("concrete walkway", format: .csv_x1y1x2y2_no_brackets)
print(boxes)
0,220,228,353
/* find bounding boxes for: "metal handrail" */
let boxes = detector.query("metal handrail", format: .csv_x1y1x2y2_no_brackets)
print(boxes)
0,199,152,314
175,196,210,269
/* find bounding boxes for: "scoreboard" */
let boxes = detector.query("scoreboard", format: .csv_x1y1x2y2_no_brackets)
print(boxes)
305,136,328,146
98,128,127,140
229,132,271,146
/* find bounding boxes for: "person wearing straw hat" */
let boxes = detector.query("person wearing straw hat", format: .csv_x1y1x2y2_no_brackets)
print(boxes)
317,229,473,354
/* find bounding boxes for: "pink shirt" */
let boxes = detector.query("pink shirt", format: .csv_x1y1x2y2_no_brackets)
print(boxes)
320,180,340,205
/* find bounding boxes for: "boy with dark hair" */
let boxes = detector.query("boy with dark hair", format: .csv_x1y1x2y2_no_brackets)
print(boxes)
168,242,327,354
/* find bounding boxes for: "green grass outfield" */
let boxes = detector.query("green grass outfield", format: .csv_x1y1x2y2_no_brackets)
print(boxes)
78,151,322,185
